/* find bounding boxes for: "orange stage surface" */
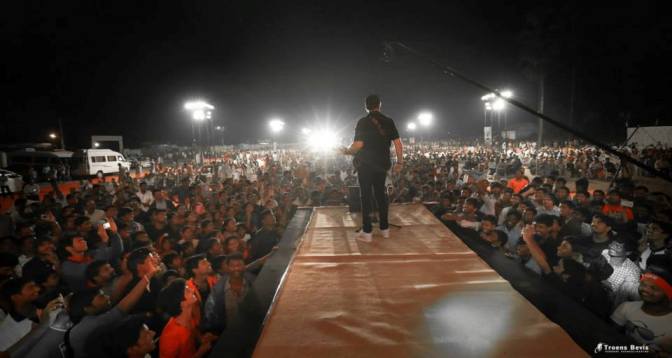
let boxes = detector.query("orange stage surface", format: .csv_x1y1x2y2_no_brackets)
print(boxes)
253,204,587,358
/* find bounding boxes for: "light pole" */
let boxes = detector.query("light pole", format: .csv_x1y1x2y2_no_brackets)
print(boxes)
184,100,214,165
184,100,215,146
417,111,433,142
269,118,285,151
481,89,513,145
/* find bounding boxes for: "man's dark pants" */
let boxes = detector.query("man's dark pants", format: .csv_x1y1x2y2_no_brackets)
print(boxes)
358,166,389,233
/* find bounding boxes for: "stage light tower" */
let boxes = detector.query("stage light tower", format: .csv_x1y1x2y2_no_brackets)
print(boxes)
269,118,285,151
184,100,215,145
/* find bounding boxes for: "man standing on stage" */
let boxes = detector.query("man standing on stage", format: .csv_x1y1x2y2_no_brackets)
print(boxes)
341,94,403,242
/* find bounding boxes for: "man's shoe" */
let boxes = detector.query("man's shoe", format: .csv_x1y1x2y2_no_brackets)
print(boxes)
356,231,373,243
380,228,390,239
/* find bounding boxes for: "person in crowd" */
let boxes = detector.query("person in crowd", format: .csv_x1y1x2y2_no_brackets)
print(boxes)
247,210,280,263
498,209,523,254
575,213,616,266
558,200,584,238
93,315,157,358
0,277,42,350
554,258,612,319
158,278,218,358
184,255,217,312
67,259,158,357
602,241,642,309
507,169,529,194
602,189,634,225
611,258,672,355
203,253,254,333
0,139,670,357
60,221,123,292
136,182,154,213
83,200,105,225
638,221,671,271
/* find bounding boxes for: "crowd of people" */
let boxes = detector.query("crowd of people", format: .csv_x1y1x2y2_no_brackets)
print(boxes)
0,139,671,356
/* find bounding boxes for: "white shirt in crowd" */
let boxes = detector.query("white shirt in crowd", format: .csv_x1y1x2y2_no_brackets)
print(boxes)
611,301,672,350
136,190,154,212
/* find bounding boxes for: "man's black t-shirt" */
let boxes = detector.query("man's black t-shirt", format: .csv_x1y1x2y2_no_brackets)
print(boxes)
353,112,399,171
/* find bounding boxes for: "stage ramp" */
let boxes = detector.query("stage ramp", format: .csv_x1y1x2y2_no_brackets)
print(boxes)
253,204,587,358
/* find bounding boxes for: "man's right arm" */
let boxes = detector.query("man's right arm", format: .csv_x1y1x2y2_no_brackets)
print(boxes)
393,138,403,164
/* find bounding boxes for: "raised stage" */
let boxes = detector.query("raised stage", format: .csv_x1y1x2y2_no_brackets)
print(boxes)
251,204,587,357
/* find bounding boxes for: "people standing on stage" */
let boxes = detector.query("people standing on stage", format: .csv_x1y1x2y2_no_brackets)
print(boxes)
341,94,403,242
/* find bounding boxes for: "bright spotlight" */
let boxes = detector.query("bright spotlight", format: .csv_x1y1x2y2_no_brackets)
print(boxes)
407,122,417,131
307,129,338,152
94,142,100,148
481,93,496,101
49,133,57,139
301,127,312,135
269,119,285,133
184,100,214,111
492,98,506,111
501,90,513,98
418,112,433,126
192,110,206,121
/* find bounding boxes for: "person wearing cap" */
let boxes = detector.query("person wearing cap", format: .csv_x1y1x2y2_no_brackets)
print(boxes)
341,94,402,243
611,259,672,354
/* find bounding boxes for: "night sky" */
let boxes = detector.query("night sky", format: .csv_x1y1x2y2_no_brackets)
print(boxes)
3,1,671,147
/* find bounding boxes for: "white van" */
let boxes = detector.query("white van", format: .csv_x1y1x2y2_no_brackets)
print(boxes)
71,149,131,177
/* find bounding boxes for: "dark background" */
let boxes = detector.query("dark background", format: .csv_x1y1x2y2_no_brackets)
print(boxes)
2,1,670,147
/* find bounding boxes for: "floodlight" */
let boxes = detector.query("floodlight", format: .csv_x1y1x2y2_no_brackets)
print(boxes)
492,98,506,111
269,119,285,133
418,112,433,126
307,129,338,152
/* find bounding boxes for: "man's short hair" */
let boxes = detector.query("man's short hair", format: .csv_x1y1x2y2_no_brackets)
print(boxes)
162,252,180,267
96,315,148,358
226,252,245,265
127,247,152,277
69,289,100,324
158,278,187,317
0,277,32,301
464,197,479,208
185,254,206,277
592,213,615,229
560,200,576,210
365,94,381,110
534,214,555,227
482,215,497,225
85,260,110,283
506,209,522,220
